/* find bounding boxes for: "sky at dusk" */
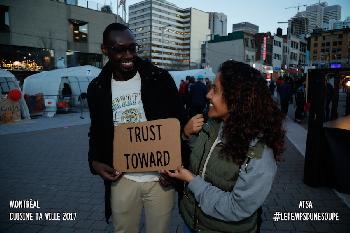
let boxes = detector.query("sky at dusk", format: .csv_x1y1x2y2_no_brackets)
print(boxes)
94,0,350,35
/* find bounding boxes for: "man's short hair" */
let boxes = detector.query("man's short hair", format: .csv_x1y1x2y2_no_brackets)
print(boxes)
103,23,130,45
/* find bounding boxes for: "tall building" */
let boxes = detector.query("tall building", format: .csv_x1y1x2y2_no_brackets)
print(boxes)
323,5,341,24
232,22,259,34
288,16,309,38
209,12,227,37
128,0,210,70
305,3,324,32
296,2,341,33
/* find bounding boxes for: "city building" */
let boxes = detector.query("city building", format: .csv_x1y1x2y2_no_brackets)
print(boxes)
128,0,210,70
232,22,259,34
272,34,283,72
0,0,123,80
282,35,289,70
296,2,341,33
323,4,341,25
310,28,350,68
202,31,255,72
288,16,309,39
255,32,273,67
325,17,350,30
208,12,227,37
287,34,307,71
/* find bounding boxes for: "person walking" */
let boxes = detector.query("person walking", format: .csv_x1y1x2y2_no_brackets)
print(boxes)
294,81,306,123
277,77,292,115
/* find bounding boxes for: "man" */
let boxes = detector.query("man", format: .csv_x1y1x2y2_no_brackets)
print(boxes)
87,23,186,233
277,77,292,114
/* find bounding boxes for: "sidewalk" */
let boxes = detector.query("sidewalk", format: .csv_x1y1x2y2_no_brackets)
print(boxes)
0,112,90,136
0,113,349,232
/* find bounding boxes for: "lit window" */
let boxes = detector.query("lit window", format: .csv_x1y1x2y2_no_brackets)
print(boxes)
69,19,88,42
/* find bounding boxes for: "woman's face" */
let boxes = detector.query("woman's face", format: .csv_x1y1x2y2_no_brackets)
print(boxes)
206,73,229,121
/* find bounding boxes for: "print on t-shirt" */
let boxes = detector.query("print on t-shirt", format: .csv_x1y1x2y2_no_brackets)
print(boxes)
112,92,143,124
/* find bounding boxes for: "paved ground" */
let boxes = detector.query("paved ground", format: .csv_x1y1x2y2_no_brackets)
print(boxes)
0,114,349,233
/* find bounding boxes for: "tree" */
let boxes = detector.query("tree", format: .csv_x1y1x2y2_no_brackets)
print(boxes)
101,5,112,14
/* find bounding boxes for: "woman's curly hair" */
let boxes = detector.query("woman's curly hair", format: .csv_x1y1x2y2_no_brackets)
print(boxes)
219,60,285,163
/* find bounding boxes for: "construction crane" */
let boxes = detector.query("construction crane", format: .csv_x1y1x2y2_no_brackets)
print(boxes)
285,4,307,12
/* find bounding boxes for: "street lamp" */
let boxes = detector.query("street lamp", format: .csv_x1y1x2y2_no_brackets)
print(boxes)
161,24,172,69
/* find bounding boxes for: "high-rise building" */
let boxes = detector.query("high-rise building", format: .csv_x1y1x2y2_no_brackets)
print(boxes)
209,12,227,37
305,3,324,32
295,2,341,33
288,16,309,38
232,22,259,34
323,5,341,24
128,0,209,70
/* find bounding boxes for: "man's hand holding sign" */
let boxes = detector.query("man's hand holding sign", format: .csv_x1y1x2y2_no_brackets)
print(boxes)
113,118,182,172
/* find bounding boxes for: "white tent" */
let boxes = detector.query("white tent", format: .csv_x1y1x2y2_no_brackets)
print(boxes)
0,68,19,93
22,65,101,116
169,68,216,89
23,65,101,96
0,68,30,120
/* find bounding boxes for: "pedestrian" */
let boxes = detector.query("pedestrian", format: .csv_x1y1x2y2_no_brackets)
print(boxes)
164,60,285,233
277,77,292,115
188,78,208,117
204,77,212,92
294,81,305,123
269,79,276,96
324,80,334,121
61,83,72,112
87,23,186,233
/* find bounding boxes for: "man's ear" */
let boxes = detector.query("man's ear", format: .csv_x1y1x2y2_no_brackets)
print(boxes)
101,44,108,56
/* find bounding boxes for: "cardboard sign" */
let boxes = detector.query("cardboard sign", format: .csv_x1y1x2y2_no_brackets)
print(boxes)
113,118,181,172
0,98,21,124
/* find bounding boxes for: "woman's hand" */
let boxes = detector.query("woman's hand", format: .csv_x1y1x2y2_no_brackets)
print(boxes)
161,166,195,183
183,114,205,138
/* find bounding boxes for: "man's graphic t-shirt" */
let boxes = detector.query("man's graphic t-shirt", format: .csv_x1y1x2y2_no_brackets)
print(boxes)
111,72,159,182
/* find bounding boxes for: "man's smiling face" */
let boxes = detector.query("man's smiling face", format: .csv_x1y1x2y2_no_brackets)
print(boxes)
102,29,138,79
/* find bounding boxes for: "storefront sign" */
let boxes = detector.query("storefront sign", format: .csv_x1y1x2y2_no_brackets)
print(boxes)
113,118,181,172
0,98,21,124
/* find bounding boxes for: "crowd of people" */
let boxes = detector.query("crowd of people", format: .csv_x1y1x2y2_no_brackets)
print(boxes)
269,76,308,123
178,76,212,119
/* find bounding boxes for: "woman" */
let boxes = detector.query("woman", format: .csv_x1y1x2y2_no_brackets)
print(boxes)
165,60,285,233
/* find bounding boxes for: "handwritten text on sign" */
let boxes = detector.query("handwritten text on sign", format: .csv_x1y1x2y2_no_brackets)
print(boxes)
113,118,181,172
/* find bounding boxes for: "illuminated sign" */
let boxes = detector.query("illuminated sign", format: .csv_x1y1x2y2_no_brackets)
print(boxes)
330,63,341,69
263,36,267,61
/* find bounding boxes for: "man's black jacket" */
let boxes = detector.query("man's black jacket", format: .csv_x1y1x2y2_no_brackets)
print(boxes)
87,57,187,222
